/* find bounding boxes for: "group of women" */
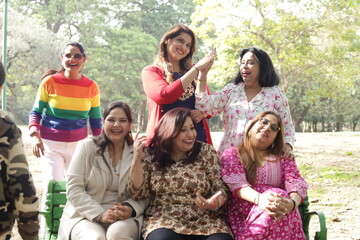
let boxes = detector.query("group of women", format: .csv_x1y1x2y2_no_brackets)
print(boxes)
29,23,308,240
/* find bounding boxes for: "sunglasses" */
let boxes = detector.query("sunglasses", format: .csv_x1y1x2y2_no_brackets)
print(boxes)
63,53,84,59
258,117,280,133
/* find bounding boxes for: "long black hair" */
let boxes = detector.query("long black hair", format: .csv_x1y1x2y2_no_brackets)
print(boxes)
92,101,134,171
234,47,280,87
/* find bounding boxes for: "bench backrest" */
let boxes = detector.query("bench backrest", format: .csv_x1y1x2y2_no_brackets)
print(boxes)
40,180,67,240
40,180,326,240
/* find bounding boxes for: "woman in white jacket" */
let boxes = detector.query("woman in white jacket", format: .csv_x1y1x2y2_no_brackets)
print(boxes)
58,101,148,240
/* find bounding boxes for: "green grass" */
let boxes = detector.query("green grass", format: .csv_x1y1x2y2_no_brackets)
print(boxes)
299,165,360,184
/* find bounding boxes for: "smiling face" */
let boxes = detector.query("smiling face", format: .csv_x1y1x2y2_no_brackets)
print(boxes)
172,116,197,157
166,32,193,65
240,51,260,88
61,45,87,75
103,107,131,145
249,114,279,150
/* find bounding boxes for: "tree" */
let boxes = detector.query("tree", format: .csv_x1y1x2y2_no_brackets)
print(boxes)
85,27,158,131
0,8,65,123
192,0,360,131
10,0,197,129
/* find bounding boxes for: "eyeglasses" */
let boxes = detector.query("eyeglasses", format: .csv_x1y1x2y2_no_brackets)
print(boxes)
63,53,84,59
258,117,280,133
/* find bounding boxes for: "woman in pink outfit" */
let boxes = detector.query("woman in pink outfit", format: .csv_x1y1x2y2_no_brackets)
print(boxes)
221,111,308,240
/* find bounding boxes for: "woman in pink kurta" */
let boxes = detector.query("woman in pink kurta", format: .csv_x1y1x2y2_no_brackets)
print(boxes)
221,111,308,240
196,47,295,157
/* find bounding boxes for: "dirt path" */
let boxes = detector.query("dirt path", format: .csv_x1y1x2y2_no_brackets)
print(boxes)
13,128,360,239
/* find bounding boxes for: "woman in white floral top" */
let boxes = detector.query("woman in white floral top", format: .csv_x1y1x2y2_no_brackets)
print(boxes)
196,47,295,157
128,108,233,240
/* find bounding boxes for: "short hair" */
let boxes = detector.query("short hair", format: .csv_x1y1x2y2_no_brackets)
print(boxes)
0,61,5,86
61,41,87,57
234,47,280,86
149,107,201,170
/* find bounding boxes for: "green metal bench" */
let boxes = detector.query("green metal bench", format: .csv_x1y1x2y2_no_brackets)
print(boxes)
40,180,327,240
300,196,327,240
40,179,67,240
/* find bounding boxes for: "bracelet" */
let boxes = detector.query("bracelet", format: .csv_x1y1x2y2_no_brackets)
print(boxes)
291,199,296,211
209,198,221,212
193,66,200,73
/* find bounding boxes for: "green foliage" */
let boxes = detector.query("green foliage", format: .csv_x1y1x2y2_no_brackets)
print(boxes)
6,0,196,126
192,0,360,131
84,28,157,116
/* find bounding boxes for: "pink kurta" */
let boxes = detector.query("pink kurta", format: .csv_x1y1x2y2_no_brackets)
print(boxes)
196,82,295,156
221,147,308,240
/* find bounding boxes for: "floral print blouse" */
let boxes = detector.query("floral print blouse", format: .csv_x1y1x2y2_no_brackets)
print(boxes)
128,142,232,239
196,82,295,156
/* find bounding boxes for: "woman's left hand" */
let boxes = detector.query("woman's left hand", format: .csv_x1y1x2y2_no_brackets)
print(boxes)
109,202,133,220
195,191,224,211
264,193,295,221
282,143,294,159
190,109,205,123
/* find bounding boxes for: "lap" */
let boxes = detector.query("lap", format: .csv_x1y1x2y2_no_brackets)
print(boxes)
146,228,233,240
71,218,138,240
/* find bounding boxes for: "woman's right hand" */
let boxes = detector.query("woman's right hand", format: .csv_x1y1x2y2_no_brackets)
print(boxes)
30,132,45,158
99,209,117,223
194,48,216,71
258,192,288,220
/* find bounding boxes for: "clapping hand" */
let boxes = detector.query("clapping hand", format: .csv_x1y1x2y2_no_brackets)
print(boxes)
194,48,216,72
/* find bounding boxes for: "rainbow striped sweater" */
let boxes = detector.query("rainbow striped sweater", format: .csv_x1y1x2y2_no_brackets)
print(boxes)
29,72,102,142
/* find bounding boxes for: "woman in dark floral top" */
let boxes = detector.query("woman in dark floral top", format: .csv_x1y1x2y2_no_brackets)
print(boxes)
128,108,233,240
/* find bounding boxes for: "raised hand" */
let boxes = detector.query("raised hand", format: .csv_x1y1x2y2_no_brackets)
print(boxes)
194,48,217,71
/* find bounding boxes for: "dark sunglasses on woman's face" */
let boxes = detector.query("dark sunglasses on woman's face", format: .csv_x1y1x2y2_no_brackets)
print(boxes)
258,117,280,132
63,53,84,59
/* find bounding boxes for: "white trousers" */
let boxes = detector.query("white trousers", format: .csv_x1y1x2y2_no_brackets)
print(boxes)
40,139,78,185
71,218,139,240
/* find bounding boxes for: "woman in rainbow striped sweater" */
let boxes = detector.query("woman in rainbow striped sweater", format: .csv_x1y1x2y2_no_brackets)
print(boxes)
28,42,102,184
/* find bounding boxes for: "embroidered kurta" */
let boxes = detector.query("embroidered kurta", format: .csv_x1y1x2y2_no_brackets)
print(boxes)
128,142,231,239
196,82,295,156
221,147,308,240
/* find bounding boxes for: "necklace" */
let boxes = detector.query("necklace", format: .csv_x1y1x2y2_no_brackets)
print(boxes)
112,162,120,176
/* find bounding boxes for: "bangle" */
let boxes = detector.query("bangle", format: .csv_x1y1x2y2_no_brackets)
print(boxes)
291,199,296,211
193,66,200,73
209,198,221,212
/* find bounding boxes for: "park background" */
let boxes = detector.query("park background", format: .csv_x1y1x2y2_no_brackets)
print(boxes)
0,0,359,239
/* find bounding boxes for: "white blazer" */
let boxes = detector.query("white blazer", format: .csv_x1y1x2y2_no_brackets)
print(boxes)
58,138,148,240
